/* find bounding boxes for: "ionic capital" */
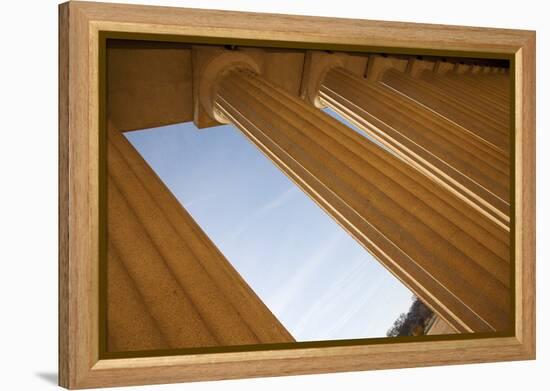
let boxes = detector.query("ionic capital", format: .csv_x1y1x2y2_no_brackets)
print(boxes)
198,51,262,123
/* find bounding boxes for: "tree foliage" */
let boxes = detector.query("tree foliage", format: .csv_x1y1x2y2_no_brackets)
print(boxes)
386,296,434,337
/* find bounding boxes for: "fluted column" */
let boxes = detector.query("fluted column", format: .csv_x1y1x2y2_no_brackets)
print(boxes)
317,66,510,229
418,70,510,108
208,66,510,333
381,68,510,151
106,122,294,352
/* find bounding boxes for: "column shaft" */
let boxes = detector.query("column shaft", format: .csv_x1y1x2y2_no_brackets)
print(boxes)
419,71,510,108
106,123,295,351
431,71,510,97
382,68,510,149
213,67,511,333
319,67,510,228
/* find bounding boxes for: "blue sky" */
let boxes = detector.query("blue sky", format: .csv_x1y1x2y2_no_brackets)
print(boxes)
125,110,414,341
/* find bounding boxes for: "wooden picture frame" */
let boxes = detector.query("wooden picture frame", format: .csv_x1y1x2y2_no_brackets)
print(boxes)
59,1,536,388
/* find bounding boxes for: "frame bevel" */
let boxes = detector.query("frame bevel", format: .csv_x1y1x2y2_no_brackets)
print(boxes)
59,1,535,388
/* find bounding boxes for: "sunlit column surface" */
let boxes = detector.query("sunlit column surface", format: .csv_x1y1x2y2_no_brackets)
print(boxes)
318,66,510,229
106,123,295,351
210,66,511,333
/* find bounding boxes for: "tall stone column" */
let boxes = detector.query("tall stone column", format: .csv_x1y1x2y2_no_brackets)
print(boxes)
202,64,510,333
381,68,510,149
106,122,295,351
313,65,510,230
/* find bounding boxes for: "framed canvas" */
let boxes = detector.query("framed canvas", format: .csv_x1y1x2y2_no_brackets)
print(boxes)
58,1,536,389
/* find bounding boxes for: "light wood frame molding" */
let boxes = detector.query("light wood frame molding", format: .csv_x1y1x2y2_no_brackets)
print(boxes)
59,1,536,388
